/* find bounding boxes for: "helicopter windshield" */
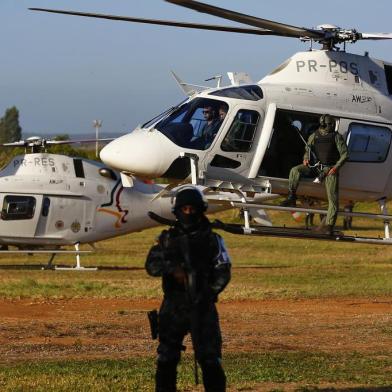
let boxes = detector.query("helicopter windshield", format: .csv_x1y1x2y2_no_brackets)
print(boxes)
155,98,229,150
142,98,188,129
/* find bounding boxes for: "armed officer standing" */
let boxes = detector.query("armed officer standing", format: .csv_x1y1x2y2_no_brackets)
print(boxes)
146,186,231,392
281,114,349,235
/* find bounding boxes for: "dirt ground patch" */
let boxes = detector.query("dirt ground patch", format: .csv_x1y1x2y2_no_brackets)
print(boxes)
1,297,392,363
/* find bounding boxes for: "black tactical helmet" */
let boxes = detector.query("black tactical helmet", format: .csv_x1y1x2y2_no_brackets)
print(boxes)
319,114,335,127
173,186,208,213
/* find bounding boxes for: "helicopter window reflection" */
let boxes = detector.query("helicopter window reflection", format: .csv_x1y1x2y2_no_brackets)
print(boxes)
347,123,391,162
155,98,228,150
209,85,263,101
1,196,36,221
221,110,260,152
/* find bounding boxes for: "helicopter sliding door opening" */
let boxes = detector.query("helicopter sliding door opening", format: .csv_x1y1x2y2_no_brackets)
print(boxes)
259,109,322,179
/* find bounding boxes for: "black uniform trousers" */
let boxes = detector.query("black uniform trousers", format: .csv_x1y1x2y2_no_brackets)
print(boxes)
156,296,226,392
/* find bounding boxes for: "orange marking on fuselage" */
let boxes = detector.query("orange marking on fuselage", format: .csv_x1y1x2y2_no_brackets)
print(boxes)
97,208,123,229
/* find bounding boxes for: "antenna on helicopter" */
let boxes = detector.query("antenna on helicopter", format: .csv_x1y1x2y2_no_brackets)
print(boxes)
205,75,222,88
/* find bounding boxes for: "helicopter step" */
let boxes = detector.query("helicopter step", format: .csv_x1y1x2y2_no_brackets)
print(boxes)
229,202,392,223
213,221,392,246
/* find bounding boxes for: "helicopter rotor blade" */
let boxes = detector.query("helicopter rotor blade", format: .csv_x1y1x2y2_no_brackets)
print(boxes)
46,138,115,145
165,0,324,39
29,8,289,37
360,32,392,40
1,138,115,148
1,141,27,147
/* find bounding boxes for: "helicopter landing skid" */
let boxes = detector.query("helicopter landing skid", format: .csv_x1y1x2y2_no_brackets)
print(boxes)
213,221,392,246
54,243,97,271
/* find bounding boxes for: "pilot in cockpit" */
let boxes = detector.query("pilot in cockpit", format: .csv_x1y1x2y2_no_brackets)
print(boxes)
201,105,221,140
191,105,221,149
218,104,228,121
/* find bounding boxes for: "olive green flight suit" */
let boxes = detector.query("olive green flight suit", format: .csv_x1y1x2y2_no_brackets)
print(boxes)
288,129,348,226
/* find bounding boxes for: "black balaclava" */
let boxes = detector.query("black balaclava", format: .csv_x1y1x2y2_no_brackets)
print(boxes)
173,188,207,230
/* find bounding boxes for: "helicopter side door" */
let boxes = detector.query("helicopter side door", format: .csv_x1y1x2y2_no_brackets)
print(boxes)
0,193,43,238
204,104,264,180
339,120,392,194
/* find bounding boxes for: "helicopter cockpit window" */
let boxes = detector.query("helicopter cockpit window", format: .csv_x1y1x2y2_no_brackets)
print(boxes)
221,110,260,152
209,85,263,101
347,123,391,162
155,98,228,150
1,196,36,221
142,98,188,129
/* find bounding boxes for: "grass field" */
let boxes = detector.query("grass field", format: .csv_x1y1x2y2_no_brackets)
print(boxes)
1,204,392,391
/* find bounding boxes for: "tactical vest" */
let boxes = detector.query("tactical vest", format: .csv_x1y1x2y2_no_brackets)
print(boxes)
313,131,340,166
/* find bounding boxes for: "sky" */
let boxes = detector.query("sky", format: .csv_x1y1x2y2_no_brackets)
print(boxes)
1,0,392,136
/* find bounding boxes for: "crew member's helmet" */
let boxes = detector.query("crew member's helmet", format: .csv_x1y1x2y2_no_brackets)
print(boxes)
172,186,208,229
173,185,208,213
319,114,335,128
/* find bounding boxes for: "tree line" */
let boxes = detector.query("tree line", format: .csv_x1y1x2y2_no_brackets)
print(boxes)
0,106,99,168
0,106,22,144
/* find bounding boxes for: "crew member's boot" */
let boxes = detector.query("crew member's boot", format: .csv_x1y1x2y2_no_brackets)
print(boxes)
155,360,177,392
200,359,226,392
280,191,297,207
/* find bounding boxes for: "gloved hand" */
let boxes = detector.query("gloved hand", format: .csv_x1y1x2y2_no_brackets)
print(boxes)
157,231,182,274
158,230,171,249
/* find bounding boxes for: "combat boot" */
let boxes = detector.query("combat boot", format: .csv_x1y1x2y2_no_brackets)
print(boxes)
155,360,177,392
280,191,297,207
200,359,226,392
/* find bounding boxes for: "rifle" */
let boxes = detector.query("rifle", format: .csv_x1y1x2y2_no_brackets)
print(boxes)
178,233,200,385
147,309,158,340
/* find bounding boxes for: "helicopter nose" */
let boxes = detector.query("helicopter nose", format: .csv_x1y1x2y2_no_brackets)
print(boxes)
100,129,178,178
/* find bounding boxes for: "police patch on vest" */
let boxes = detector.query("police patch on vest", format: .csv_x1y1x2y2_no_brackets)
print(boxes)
214,236,231,267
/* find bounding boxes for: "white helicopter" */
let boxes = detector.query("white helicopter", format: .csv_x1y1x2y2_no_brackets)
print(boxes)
30,0,392,245
0,136,273,269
